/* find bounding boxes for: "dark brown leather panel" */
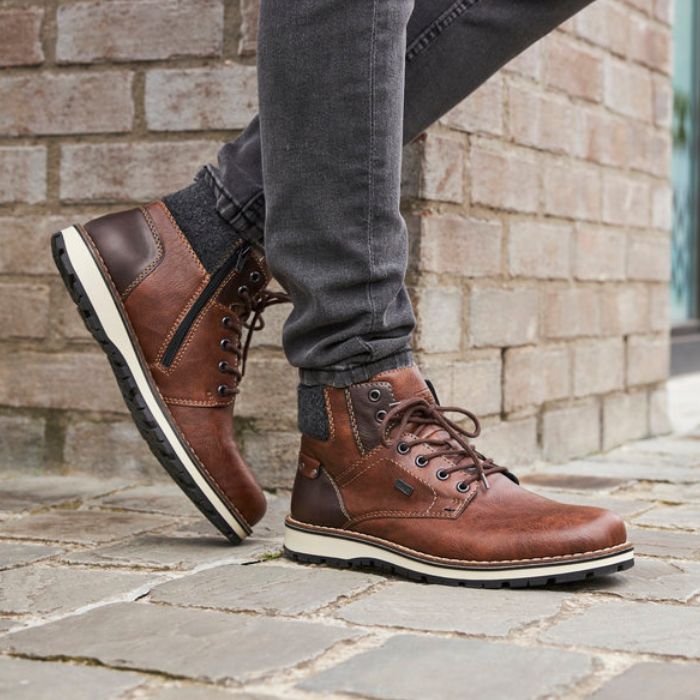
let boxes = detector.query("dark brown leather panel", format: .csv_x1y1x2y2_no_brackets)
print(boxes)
347,381,395,452
124,202,209,363
167,402,267,527
84,207,162,297
290,465,348,528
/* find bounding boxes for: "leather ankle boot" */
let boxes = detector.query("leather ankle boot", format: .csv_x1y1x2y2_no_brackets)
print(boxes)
52,203,288,543
285,365,634,586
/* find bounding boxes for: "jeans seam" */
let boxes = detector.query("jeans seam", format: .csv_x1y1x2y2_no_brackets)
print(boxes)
364,0,379,351
405,0,482,64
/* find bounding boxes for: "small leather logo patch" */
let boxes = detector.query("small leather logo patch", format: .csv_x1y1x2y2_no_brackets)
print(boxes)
394,479,414,497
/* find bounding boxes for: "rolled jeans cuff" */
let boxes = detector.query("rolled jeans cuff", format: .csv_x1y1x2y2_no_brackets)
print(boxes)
298,350,414,388
197,166,265,244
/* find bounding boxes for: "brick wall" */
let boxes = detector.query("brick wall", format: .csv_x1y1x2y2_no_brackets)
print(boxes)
0,0,673,486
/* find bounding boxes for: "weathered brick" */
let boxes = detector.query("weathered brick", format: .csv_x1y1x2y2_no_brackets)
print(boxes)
477,417,539,465
602,173,650,228
580,109,629,168
56,0,224,63
653,0,673,24
402,133,464,203
504,344,570,412
544,35,603,102
146,65,258,131
508,84,579,155
627,334,669,385
442,77,504,136
416,213,502,277
0,8,44,67
0,414,45,471
450,354,503,416
628,15,671,72
239,0,260,57
469,285,538,347
0,351,125,413
573,338,625,396
648,283,670,332
508,220,571,280
470,143,539,213
627,122,671,177
603,391,648,450
505,42,542,80
575,225,626,281
627,233,670,281
652,75,673,128
574,2,629,56
415,286,463,353
0,215,72,275
600,284,650,335
542,286,600,339
240,429,298,489
0,73,133,136
648,385,671,435
0,283,50,340
543,160,601,221
64,420,160,479
234,356,298,429
0,146,46,204
60,141,220,202
542,400,601,462
604,58,653,121
651,181,672,231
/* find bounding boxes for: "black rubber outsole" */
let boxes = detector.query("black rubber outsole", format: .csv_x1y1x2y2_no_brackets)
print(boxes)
51,229,245,545
284,547,635,589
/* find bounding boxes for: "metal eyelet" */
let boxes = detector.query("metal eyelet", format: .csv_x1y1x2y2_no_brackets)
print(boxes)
221,316,231,328
397,442,410,455
375,409,387,422
456,481,470,493
217,384,229,397
436,469,450,481
220,339,230,350
249,271,262,284
415,454,428,468
238,285,249,296
368,388,382,402
218,360,229,373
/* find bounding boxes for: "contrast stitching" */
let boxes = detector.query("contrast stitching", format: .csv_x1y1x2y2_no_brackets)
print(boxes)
121,206,164,299
405,0,482,64
344,388,367,456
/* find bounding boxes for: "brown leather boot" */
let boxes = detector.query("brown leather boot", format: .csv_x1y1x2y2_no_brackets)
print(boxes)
51,202,288,543
285,366,634,586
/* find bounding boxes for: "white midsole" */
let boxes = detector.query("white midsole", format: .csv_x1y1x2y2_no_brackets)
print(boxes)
60,226,248,542
284,525,634,581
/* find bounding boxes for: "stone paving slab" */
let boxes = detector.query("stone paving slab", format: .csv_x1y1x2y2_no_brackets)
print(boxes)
0,601,361,683
0,541,63,569
0,475,127,513
541,600,700,657
0,564,160,616
620,480,700,503
142,685,276,699
633,504,700,531
590,661,700,700
60,533,277,570
627,526,700,559
299,634,594,700
520,473,631,492
94,483,202,517
0,509,175,544
150,562,381,615
0,656,147,699
567,556,700,602
541,459,700,484
335,581,570,636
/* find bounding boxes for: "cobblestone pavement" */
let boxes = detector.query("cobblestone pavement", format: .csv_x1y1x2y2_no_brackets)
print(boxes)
2,380,700,699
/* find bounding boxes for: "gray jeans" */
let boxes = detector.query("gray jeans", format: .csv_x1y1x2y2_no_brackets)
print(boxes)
200,0,594,387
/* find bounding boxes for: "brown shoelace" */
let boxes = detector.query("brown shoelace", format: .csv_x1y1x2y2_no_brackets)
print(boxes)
218,287,290,396
380,396,508,490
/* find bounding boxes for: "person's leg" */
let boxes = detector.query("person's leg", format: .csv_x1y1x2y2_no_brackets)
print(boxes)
199,0,594,385
199,0,593,255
